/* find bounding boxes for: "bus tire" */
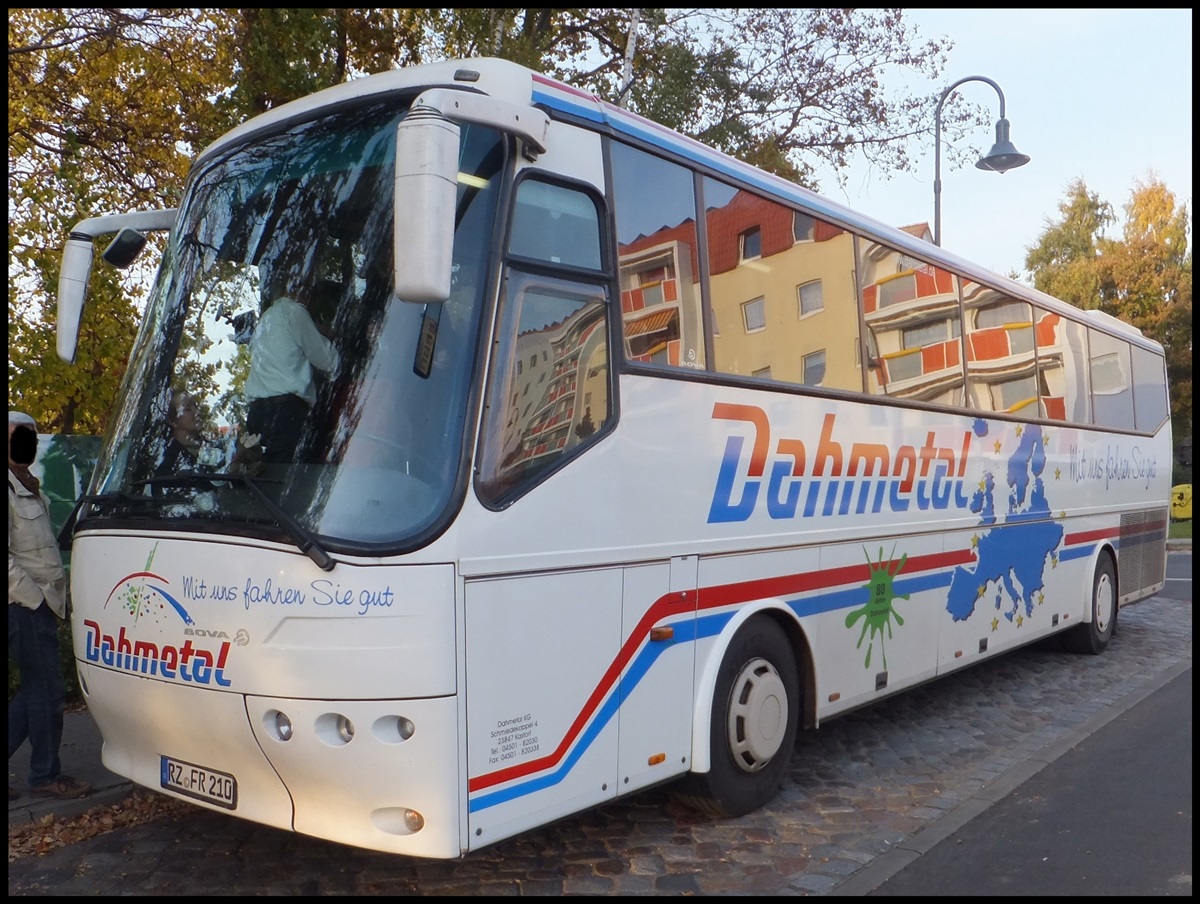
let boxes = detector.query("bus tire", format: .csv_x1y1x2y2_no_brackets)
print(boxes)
676,616,799,817
1061,553,1117,655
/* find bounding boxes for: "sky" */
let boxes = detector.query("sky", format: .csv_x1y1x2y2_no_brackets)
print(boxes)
810,9,1193,282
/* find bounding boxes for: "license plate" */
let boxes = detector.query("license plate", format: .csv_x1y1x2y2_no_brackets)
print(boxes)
160,755,238,810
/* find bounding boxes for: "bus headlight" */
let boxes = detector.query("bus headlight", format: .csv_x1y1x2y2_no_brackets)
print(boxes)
269,710,293,741
315,712,354,746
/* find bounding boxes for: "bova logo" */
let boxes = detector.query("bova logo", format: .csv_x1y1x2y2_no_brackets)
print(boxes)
707,403,975,523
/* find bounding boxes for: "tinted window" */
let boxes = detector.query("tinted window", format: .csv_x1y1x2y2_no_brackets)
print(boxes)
1131,343,1169,431
609,142,705,370
861,243,963,406
509,179,602,270
477,270,611,504
1033,309,1090,423
704,177,862,391
964,287,1035,414
1089,329,1135,429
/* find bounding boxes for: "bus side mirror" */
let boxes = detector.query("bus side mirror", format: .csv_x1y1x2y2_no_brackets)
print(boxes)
102,228,148,268
393,108,460,304
57,236,95,364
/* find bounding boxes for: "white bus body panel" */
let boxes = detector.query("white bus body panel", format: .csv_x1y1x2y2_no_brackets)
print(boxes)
71,537,456,699
70,536,465,857
463,568,622,845
80,662,295,831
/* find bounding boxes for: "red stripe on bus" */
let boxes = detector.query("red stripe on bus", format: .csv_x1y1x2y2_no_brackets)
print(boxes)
468,547,974,793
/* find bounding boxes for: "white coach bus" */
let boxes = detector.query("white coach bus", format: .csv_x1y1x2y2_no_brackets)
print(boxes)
55,57,1170,858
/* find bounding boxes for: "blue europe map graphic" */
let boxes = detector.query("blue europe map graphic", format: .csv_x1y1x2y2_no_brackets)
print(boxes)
946,419,1063,624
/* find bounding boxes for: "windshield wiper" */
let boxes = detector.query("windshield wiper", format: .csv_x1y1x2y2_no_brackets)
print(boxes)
134,471,336,571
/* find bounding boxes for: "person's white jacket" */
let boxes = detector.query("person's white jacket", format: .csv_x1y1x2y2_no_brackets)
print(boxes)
8,469,67,617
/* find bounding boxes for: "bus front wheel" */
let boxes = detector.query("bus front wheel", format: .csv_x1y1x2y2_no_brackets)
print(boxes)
1062,553,1117,655
676,616,799,817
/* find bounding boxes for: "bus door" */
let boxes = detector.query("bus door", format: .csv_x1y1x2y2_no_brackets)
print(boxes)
463,567,623,848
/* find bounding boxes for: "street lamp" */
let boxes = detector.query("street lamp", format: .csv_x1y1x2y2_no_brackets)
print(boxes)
933,75,1030,246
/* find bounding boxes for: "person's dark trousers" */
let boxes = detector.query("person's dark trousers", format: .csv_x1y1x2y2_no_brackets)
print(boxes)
247,394,310,463
8,601,67,787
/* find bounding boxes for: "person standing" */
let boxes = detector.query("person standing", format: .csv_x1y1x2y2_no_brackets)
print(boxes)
243,293,339,463
8,410,93,800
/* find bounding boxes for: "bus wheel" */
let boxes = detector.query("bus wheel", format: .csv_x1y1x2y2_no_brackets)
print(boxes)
1062,553,1117,655
675,616,799,817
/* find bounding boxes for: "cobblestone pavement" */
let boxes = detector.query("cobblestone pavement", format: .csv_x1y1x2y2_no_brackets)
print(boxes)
8,594,1191,896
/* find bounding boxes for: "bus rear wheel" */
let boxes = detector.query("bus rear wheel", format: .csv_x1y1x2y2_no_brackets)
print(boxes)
1062,553,1117,655
676,615,799,817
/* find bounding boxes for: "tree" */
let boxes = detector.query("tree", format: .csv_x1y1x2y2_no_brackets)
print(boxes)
1101,177,1192,450
8,9,239,432
1024,179,1114,311
9,8,960,433
1026,175,1192,460
418,9,965,188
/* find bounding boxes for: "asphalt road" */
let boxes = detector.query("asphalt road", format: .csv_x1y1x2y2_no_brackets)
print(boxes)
863,667,1192,896
8,551,1192,895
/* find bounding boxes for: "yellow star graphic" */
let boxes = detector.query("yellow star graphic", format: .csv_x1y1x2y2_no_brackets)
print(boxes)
1051,552,1059,568
1016,614,1024,628
977,584,987,599
1016,424,1023,437
993,439,1002,453
1054,467,1061,480
991,617,999,631
971,534,980,548
1037,592,1044,606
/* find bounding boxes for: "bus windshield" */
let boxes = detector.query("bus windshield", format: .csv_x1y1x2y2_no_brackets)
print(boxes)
86,101,506,550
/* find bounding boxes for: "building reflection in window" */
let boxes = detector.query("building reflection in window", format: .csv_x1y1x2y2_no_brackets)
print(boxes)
610,142,705,370
702,177,861,390
860,241,963,406
478,271,610,503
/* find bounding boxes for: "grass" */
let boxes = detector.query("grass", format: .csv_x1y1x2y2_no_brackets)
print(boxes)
1169,519,1192,540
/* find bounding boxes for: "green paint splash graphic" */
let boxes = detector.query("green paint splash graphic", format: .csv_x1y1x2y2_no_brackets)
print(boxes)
844,544,910,670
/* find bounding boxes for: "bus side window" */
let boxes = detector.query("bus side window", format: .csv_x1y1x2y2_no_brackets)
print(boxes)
861,244,963,406
477,270,612,506
509,178,602,271
1130,342,1169,431
964,290,1036,415
1033,309,1091,423
610,142,705,370
1088,329,1136,430
705,178,863,392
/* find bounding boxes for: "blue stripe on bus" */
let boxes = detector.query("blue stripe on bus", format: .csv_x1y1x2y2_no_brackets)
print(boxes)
1059,544,1095,562
469,572,953,812
469,538,1107,811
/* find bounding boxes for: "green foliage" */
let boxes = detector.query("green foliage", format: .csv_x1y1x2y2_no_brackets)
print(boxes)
1025,175,1193,459
3,8,1005,435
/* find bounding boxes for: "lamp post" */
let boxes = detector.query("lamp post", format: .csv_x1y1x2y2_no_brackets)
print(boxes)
933,75,1030,246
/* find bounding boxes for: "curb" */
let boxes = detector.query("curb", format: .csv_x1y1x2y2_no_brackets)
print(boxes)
9,782,135,827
